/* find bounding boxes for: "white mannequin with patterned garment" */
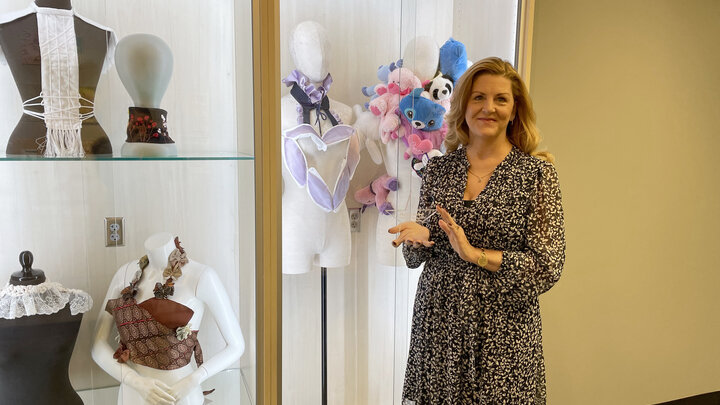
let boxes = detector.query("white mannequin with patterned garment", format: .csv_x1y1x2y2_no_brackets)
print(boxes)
92,233,245,405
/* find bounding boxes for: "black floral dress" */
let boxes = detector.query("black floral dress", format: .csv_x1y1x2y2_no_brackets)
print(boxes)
402,146,565,404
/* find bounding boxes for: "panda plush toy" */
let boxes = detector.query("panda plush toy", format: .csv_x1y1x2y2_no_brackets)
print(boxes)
422,38,469,110
423,73,454,111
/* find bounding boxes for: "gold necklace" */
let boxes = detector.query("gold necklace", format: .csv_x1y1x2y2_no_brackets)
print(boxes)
467,167,495,183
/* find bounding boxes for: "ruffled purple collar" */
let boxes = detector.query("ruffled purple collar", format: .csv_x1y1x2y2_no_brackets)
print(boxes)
282,70,333,104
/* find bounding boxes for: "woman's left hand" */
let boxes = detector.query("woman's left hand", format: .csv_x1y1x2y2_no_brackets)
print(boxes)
437,205,475,262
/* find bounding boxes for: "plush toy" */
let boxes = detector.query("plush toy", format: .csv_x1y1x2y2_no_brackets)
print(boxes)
423,74,453,111
361,59,403,107
412,148,443,178
393,88,448,158
368,67,422,143
404,132,433,161
354,174,398,215
439,38,468,84
361,59,402,97
399,88,446,131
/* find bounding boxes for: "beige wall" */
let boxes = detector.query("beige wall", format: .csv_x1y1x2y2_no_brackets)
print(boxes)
530,0,720,403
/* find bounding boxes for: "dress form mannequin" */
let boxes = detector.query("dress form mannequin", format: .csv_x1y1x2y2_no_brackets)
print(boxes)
92,233,245,405
116,34,177,157
0,0,115,156
0,251,89,405
281,21,358,274
371,37,440,266
401,36,440,82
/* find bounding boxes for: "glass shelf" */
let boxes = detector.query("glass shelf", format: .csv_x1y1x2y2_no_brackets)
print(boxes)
0,152,254,162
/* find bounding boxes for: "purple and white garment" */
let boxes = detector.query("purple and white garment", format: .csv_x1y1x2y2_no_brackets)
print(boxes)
283,70,342,128
282,124,360,213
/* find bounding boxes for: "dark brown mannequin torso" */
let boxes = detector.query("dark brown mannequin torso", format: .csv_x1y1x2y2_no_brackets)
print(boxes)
0,1,113,156
0,306,83,404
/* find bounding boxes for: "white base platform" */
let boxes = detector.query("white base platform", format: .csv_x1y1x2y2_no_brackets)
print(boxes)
121,142,178,157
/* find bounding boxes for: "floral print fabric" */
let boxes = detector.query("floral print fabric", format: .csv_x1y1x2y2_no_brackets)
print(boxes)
402,146,565,404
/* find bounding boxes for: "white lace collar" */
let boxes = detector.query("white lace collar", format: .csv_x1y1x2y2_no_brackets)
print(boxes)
0,281,93,320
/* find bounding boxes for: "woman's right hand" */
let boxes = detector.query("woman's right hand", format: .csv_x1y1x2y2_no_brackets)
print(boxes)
124,371,176,405
388,221,434,248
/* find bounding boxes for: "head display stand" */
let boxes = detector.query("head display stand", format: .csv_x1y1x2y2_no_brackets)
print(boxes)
10,251,46,286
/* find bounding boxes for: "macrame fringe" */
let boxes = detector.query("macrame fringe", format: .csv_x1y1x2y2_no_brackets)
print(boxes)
44,126,84,157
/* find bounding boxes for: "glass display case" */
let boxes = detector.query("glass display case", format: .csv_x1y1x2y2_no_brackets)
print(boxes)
0,0,265,403
278,0,524,404
1,0,528,403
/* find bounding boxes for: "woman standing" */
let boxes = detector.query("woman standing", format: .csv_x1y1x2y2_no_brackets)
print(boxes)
390,57,565,404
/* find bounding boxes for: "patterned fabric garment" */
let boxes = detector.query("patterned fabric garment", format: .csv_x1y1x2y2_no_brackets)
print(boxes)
105,297,203,370
402,146,565,404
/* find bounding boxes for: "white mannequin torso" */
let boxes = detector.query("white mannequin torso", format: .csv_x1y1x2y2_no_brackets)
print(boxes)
373,142,422,266
92,232,244,405
281,21,359,274
281,93,356,273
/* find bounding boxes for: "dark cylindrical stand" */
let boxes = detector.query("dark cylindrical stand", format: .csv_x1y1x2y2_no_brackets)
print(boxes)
321,266,328,405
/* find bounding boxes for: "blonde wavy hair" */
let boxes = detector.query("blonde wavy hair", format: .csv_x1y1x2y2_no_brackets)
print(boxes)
444,57,553,163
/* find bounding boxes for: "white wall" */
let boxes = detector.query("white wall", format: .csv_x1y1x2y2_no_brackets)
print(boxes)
453,0,518,64
0,0,255,397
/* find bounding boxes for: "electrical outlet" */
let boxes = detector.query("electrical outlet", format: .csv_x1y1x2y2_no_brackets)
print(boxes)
105,217,125,247
349,208,361,233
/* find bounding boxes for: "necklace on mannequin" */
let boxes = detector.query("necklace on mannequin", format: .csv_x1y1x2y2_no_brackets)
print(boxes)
121,237,188,300
153,237,188,299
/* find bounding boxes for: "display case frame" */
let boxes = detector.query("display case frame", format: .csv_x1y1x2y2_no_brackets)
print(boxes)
273,0,536,404
0,0,283,403
251,0,282,404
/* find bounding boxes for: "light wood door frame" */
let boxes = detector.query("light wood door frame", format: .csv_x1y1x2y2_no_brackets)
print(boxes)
252,0,282,404
516,0,536,87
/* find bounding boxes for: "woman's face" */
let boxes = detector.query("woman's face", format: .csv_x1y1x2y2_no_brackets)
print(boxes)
465,74,516,142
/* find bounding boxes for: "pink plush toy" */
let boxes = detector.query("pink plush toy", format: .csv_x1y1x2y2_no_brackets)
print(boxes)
404,133,434,161
367,67,422,143
354,174,399,215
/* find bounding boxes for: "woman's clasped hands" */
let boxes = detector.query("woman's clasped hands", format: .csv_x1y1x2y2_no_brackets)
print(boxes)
389,205,475,262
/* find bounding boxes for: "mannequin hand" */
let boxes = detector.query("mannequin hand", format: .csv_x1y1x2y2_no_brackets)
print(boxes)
388,222,434,248
169,371,204,401
124,371,176,405
437,205,474,262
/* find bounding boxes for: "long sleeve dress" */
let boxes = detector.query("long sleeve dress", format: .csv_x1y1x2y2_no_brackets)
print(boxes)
401,146,565,405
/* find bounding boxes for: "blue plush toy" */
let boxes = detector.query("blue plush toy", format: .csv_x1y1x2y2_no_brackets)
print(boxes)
399,88,446,132
439,38,468,84
394,88,448,160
